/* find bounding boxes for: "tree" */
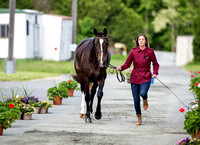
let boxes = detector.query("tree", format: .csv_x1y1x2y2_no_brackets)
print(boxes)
187,0,200,62
109,3,144,51
152,0,179,52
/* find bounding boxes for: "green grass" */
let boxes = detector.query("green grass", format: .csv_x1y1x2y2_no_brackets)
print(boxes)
184,62,200,72
110,54,127,67
1,55,199,81
0,55,127,81
0,59,75,81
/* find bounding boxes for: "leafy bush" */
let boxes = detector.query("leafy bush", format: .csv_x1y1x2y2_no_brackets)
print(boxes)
0,101,20,129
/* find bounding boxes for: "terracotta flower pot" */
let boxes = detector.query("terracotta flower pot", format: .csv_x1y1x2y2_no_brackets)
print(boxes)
23,113,32,120
68,89,74,97
192,130,200,138
40,107,48,114
53,96,63,105
0,124,3,136
32,107,40,114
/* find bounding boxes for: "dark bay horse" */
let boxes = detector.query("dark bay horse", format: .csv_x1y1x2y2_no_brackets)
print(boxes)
73,28,110,123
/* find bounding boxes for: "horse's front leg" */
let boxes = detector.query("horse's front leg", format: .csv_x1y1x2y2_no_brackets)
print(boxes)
95,79,105,120
84,83,92,123
89,81,98,119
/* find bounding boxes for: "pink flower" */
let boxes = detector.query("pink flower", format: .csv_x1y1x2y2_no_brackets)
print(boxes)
195,82,199,86
68,80,71,83
177,141,180,144
198,71,200,74
191,75,195,77
179,108,185,113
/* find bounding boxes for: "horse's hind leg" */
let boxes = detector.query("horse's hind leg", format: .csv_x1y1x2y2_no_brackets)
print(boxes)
95,80,105,120
83,82,92,123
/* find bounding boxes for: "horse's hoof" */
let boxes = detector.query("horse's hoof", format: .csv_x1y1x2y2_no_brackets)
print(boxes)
85,117,92,123
95,112,102,120
80,113,86,119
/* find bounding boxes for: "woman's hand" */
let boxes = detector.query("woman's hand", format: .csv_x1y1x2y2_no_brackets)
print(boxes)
152,74,157,78
116,66,121,71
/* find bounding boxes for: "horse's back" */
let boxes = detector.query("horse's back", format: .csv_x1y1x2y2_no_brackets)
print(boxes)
76,38,94,52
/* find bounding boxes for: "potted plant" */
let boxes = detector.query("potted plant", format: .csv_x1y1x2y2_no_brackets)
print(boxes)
40,101,53,114
177,136,200,145
24,96,41,114
0,99,20,135
59,79,79,97
47,86,69,105
183,71,200,138
19,104,35,120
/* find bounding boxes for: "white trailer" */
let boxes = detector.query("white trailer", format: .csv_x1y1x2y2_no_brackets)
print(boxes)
42,14,73,61
0,9,43,59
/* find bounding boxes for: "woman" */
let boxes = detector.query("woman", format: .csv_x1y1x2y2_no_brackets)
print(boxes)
116,33,159,125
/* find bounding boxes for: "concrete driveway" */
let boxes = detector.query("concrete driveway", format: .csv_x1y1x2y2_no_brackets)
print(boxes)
0,66,192,145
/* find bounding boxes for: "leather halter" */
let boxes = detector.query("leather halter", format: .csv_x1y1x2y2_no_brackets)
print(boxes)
94,36,108,66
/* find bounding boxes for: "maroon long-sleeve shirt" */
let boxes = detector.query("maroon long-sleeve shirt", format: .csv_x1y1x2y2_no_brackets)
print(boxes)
121,46,159,84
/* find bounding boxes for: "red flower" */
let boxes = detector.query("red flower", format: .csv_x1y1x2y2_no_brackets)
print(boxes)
9,104,15,109
179,108,185,113
191,75,195,78
68,80,71,83
198,71,200,74
195,82,199,86
7,99,11,101
190,70,193,73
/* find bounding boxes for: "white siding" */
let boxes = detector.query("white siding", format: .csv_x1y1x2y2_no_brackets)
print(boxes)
0,13,27,59
42,15,62,61
60,19,72,60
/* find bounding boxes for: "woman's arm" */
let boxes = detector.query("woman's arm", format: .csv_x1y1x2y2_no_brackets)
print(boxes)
117,50,134,71
151,51,159,77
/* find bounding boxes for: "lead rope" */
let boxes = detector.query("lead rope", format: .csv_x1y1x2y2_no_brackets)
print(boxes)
156,77,189,110
107,63,125,83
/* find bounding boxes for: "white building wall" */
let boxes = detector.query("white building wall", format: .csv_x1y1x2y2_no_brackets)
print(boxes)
14,14,27,58
26,14,43,58
60,19,72,60
42,15,62,61
0,14,9,58
176,36,194,66
0,13,27,59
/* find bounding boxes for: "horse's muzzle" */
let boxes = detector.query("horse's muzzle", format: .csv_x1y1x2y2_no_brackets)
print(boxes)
99,60,107,68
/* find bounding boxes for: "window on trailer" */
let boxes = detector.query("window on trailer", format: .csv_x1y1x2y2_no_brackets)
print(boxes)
0,24,9,38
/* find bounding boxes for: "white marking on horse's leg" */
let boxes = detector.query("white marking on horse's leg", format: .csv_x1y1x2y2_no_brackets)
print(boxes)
80,93,86,114
99,38,104,66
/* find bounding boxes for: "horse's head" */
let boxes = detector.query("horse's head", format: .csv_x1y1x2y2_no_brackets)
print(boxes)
93,28,109,68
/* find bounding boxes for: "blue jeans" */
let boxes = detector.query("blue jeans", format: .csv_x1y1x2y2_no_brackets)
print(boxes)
131,82,150,115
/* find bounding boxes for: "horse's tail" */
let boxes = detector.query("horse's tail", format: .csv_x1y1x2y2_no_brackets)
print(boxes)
71,74,79,83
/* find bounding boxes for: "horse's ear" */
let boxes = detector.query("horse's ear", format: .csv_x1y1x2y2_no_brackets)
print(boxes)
93,28,98,35
103,28,107,35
